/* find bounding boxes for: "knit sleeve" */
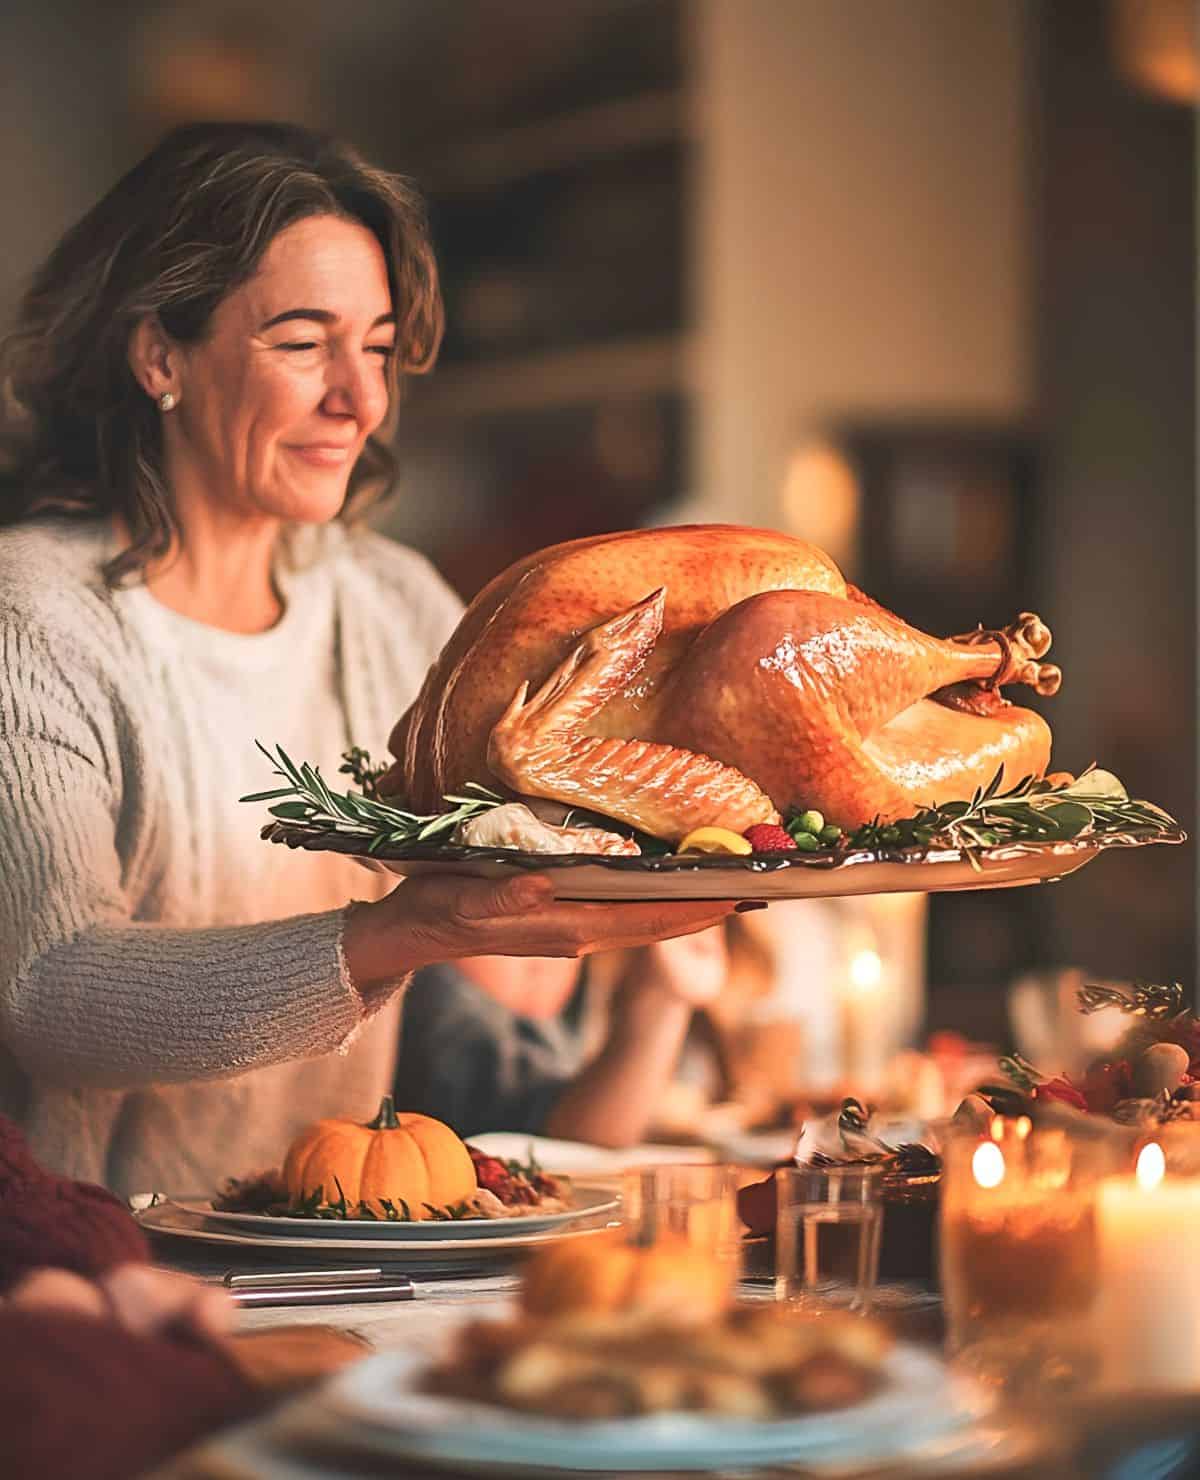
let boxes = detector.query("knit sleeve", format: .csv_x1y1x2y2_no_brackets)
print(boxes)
0,613,377,1090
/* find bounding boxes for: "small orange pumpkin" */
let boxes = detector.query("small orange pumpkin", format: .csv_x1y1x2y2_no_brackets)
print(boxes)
281,1096,476,1219
521,1230,733,1324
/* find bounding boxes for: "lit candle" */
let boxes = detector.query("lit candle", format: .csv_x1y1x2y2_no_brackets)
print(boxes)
841,947,884,1090
1095,1142,1200,1388
941,1123,1097,1352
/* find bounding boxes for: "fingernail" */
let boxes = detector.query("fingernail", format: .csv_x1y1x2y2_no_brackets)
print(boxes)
734,901,767,912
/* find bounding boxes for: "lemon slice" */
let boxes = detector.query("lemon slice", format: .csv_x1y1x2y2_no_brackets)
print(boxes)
675,826,753,856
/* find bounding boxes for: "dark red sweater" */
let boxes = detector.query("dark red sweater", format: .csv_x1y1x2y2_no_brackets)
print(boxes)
0,1116,258,1478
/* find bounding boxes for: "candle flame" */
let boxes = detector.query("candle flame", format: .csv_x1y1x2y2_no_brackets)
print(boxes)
1136,1141,1166,1190
849,949,883,991
973,1140,1006,1189
990,1116,1004,1141
1015,1116,1032,1140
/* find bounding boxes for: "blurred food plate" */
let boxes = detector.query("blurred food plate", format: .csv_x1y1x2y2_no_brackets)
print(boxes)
164,1184,618,1240
317,1342,989,1473
265,822,1181,901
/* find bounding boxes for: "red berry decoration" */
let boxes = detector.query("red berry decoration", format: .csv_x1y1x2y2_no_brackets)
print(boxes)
742,824,797,853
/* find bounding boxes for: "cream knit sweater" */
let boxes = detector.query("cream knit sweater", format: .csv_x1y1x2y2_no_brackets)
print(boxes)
0,516,462,1195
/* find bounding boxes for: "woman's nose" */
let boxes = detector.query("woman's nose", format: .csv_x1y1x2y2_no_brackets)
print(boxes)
323,351,388,426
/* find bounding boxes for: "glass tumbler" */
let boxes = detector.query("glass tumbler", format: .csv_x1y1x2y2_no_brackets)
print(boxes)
773,1164,883,1313
621,1163,742,1275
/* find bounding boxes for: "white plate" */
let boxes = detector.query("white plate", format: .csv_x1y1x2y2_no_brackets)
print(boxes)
264,823,1180,901
135,1200,616,1273
166,1184,618,1240
321,1342,989,1472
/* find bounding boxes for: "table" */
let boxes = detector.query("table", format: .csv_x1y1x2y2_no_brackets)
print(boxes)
145,1247,1066,1480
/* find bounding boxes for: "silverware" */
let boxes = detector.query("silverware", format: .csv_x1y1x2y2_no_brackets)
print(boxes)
229,1277,414,1308
224,1266,398,1289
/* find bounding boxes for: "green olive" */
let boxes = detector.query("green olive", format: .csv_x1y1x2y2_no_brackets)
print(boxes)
793,832,820,852
818,824,842,845
795,809,825,837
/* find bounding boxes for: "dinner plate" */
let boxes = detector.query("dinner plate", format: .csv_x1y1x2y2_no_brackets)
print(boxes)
263,822,1182,901
135,1200,617,1273
320,1342,990,1472
166,1184,619,1240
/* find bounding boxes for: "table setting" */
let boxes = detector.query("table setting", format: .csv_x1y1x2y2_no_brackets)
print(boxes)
143,1097,1200,1478
133,522,1199,1476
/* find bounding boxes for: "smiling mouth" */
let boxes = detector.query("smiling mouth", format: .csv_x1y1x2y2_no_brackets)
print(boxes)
287,444,356,468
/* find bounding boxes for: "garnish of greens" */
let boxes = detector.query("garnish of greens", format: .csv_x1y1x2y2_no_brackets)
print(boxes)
241,742,506,854
245,745,1178,864
819,765,1178,870
284,1181,481,1222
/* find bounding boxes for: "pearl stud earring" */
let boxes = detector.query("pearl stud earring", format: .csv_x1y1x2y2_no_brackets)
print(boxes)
158,391,177,412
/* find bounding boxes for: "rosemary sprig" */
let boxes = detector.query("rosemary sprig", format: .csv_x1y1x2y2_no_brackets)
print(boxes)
241,742,505,854
844,765,1177,868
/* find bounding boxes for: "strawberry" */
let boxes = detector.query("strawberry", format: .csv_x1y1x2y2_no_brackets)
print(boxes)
742,823,797,853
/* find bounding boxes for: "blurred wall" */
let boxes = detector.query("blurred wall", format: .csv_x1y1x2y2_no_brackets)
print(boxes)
692,0,1034,526
1028,0,1195,990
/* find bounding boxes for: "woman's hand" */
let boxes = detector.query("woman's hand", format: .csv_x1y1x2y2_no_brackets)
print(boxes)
343,873,743,995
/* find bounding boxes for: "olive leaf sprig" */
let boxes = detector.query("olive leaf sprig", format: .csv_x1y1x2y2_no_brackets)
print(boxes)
241,742,505,853
845,765,1177,866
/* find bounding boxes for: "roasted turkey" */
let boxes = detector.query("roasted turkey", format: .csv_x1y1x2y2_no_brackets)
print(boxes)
383,526,1060,842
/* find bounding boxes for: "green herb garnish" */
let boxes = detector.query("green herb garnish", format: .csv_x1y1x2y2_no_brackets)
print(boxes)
242,742,505,854
828,766,1177,868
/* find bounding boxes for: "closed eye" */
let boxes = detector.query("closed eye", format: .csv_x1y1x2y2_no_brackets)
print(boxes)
276,341,320,352
368,345,396,359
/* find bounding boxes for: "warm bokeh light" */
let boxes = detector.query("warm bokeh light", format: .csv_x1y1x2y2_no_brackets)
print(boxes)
779,439,861,574
972,1140,1006,1190
848,949,883,992
1136,1141,1166,1191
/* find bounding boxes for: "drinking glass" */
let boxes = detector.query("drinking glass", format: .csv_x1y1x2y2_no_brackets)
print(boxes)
773,1164,883,1312
621,1163,742,1273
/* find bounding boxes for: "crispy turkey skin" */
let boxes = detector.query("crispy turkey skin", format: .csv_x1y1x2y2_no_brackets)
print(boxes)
383,526,1056,840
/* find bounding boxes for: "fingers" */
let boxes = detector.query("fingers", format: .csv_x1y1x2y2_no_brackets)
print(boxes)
449,873,555,922
384,872,748,964
568,901,737,956
5,1264,234,1347
7,1267,110,1320
101,1263,235,1343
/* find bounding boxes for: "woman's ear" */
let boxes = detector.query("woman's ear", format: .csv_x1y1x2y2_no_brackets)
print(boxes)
127,315,179,404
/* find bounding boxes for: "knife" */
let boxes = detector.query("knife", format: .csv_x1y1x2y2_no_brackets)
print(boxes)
223,1266,403,1289
229,1277,414,1308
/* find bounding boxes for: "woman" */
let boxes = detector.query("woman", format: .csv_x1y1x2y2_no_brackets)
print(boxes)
0,122,737,1195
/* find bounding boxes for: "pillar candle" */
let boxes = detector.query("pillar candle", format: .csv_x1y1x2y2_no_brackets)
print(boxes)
1095,1143,1200,1388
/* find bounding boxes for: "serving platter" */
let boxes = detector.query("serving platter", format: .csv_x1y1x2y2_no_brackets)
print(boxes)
263,821,1182,902
318,1342,989,1473
165,1184,618,1240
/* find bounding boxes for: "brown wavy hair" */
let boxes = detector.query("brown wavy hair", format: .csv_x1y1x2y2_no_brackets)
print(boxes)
0,121,443,586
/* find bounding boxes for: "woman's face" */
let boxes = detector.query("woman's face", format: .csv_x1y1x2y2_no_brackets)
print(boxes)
163,213,396,525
